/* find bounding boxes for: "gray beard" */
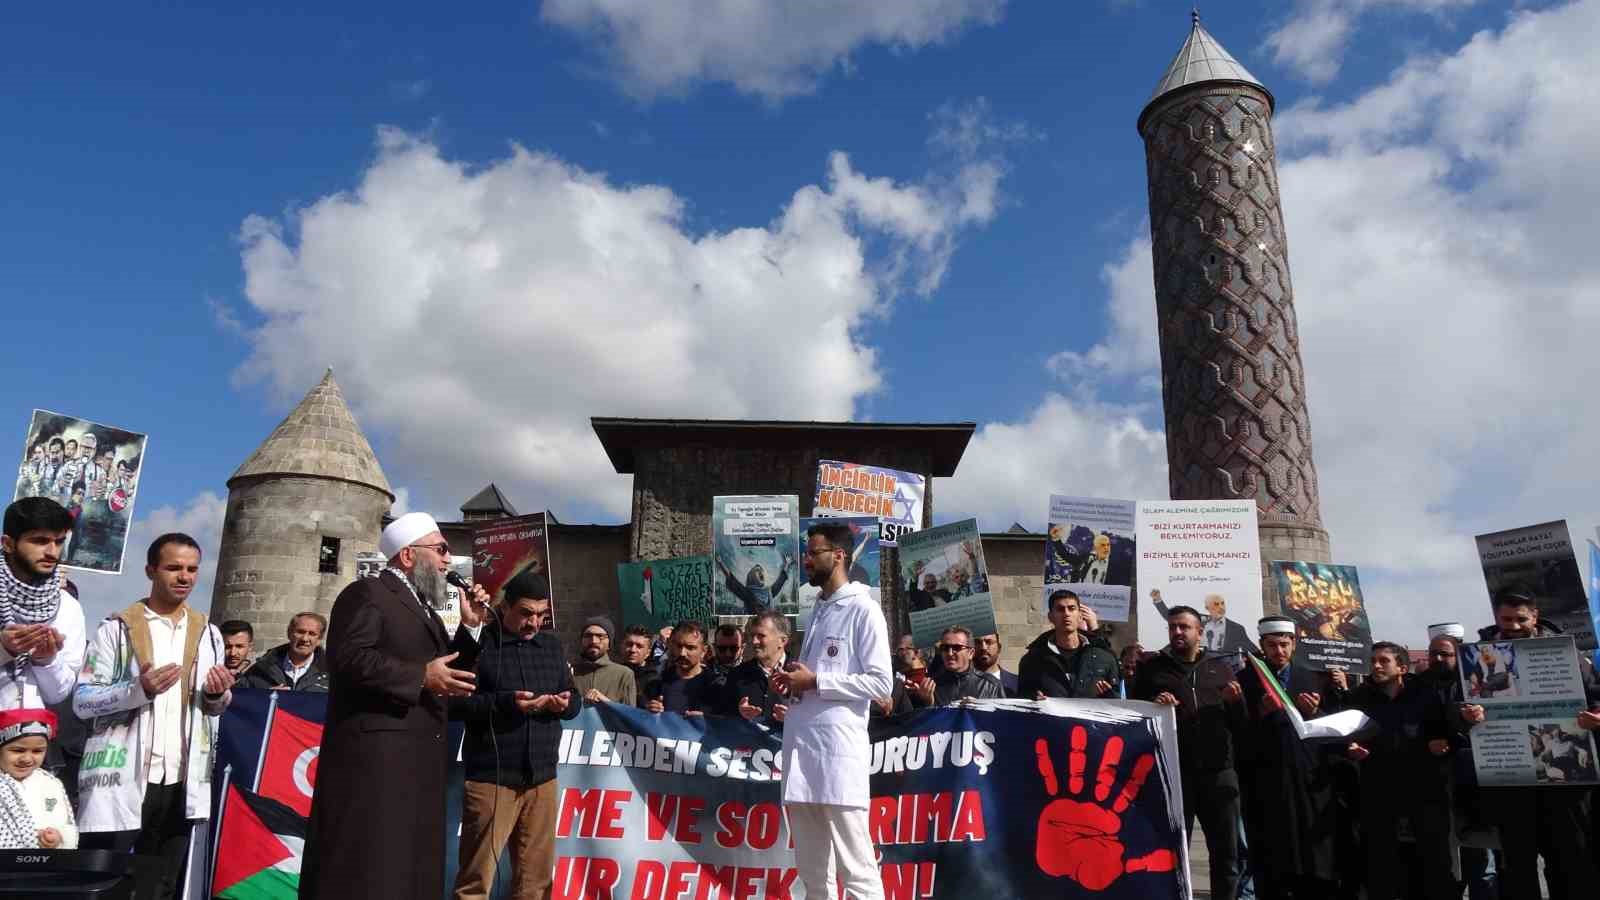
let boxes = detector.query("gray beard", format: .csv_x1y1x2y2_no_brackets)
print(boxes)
408,563,449,610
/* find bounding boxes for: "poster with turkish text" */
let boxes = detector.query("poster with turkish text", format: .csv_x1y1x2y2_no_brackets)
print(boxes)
1459,636,1598,786
813,460,925,546
1134,501,1262,659
897,518,997,648
712,495,799,619
1045,495,1136,622
617,555,713,634
473,512,553,627
1476,521,1595,650
1267,561,1372,674
796,515,881,633
12,409,147,574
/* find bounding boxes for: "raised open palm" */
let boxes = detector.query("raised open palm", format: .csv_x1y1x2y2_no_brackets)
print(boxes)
1034,726,1177,891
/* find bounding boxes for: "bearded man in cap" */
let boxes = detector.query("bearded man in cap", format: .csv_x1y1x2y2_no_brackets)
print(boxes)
301,512,490,900
1236,616,1348,900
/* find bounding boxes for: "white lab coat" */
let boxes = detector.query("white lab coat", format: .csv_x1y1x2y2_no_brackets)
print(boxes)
780,581,892,808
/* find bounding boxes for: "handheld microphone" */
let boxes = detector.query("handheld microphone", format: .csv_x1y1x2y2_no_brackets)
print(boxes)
446,571,475,595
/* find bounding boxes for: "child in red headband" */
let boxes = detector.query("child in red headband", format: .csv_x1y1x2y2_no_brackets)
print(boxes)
0,708,76,849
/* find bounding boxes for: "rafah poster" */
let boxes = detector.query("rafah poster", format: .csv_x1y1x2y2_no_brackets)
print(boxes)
1045,495,1136,622
813,459,925,546
473,512,554,624
12,409,147,574
712,495,799,619
1458,636,1599,787
1134,501,1262,658
897,518,997,648
1476,520,1595,650
211,692,1192,900
617,555,712,634
796,515,880,632
1268,561,1373,674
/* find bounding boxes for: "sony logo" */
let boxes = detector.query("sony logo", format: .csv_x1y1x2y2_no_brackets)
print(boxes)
12,854,50,863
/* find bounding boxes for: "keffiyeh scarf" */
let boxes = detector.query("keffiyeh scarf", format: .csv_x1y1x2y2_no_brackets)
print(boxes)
0,556,61,629
0,777,37,848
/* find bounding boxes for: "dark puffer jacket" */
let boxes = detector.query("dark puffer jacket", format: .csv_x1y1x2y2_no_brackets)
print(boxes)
1131,647,1247,773
238,644,331,693
1016,630,1120,699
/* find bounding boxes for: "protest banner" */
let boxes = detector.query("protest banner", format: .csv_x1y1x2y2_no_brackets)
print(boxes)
1458,636,1599,787
474,512,554,625
617,555,713,633
796,515,880,632
712,495,799,619
11,409,147,574
813,460,925,545
353,551,386,580
210,692,1193,900
1134,501,1262,656
1044,495,1136,622
1266,561,1373,674
897,518,997,648
1476,521,1596,650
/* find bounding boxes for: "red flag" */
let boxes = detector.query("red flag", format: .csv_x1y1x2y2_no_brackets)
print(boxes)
256,708,323,817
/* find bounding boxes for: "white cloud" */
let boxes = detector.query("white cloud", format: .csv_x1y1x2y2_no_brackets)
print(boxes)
236,112,1012,519
1045,234,1159,383
1264,0,1481,84
539,0,1006,101
71,491,228,629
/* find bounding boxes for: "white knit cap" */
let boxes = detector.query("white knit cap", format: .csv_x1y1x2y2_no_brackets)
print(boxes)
380,512,441,560
1427,622,1465,640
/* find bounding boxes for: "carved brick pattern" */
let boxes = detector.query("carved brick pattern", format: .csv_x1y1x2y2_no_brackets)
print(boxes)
1141,86,1325,528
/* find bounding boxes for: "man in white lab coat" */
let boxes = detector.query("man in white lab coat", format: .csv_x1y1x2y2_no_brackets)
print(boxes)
771,522,892,900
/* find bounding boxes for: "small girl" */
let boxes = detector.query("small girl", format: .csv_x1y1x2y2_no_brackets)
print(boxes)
0,709,77,849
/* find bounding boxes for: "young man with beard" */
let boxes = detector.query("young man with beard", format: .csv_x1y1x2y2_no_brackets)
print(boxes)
451,569,581,900
1422,622,1498,900
645,621,716,715
1018,590,1119,700
908,626,1004,707
0,498,85,710
239,612,330,692
1344,642,1455,900
972,632,1017,697
218,620,254,678
619,624,661,707
572,616,636,705
74,533,235,900
720,610,791,726
300,512,489,900
770,523,892,900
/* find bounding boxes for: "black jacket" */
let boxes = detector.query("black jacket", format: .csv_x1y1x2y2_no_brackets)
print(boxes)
648,667,718,713
451,621,582,788
912,667,1005,707
1346,678,1451,802
239,644,332,692
1132,647,1246,773
1016,630,1120,699
628,662,661,708
717,657,786,724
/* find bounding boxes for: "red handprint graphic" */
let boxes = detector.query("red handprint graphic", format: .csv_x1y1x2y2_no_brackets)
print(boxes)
1034,726,1177,891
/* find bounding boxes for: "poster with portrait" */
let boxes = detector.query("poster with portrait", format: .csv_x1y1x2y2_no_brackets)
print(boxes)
712,496,799,619
11,409,148,574
796,515,881,633
897,518,997,648
1476,521,1595,650
813,460,925,546
1134,501,1262,659
473,512,554,627
1459,636,1598,786
616,555,712,634
1268,561,1372,674
354,551,386,580
1044,495,1136,622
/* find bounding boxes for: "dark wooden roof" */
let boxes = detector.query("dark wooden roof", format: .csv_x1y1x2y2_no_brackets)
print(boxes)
589,417,976,477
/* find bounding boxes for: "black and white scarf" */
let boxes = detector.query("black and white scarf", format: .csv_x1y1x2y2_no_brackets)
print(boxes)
0,555,62,629
0,776,36,848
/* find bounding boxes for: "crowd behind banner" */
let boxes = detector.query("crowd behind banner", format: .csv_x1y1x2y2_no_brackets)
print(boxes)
6,445,1600,900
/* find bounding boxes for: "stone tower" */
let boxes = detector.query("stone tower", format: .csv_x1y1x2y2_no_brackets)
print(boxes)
1138,15,1332,605
210,370,394,650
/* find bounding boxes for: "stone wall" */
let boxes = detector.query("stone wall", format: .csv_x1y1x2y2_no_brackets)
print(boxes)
209,475,389,653
547,525,632,656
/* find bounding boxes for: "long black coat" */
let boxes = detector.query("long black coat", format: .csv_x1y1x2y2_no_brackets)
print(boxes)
300,571,478,900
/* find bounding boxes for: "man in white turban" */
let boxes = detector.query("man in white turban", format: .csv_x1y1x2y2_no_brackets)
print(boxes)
301,512,490,900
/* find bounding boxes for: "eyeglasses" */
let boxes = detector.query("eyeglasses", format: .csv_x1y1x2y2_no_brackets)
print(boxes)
938,643,971,653
409,542,451,556
805,546,842,557
581,632,608,641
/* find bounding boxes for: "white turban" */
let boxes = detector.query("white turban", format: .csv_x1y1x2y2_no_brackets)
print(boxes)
1257,616,1296,637
1427,622,1465,640
380,512,441,560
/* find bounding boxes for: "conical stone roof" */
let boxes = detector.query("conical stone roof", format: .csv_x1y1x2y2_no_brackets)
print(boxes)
230,369,394,499
1143,12,1272,123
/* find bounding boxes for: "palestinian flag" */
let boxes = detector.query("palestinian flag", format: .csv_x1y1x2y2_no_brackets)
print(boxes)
212,784,306,900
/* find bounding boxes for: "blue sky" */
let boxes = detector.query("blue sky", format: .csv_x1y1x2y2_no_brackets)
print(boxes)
5,1,1597,640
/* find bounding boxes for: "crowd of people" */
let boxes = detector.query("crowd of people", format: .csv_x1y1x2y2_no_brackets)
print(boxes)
6,492,1600,900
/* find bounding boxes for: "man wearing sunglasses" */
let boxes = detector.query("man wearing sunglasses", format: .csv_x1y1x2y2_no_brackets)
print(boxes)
908,626,1004,707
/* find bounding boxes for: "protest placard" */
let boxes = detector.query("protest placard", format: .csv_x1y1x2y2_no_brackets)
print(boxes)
712,495,799,619
1459,636,1599,786
617,556,713,634
1135,501,1262,657
1044,495,1136,622
1476,521,1595,650
897,518,997,648
796,515,880,632
473,512,553,625
11,409,147,574
1267,561,1373,674
813,460,925,545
